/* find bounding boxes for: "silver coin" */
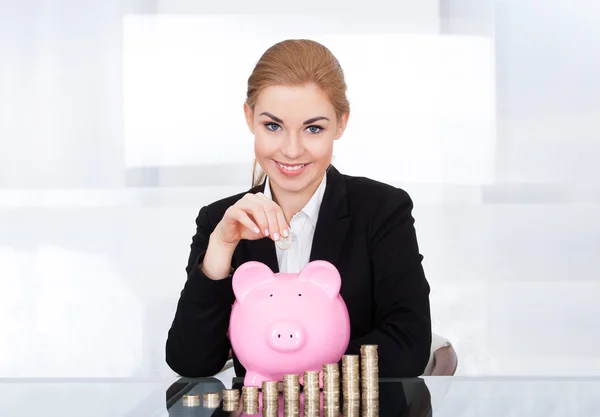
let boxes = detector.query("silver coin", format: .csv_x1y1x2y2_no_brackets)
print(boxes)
275,232,295,250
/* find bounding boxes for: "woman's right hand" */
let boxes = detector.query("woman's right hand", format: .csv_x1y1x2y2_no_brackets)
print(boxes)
213,192,290,249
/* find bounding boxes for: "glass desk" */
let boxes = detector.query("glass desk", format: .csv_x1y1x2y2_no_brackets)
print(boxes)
1,377,599,417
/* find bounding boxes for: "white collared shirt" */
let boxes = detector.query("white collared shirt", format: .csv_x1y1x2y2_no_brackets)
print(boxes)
263,174,327,273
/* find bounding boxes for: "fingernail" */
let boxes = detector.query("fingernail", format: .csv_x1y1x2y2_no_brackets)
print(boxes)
253,227,260,234
282,229,289,237
273,232,280,240
264,229,269,236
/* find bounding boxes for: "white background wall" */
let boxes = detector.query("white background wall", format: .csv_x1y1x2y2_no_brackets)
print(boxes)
1,0,599,378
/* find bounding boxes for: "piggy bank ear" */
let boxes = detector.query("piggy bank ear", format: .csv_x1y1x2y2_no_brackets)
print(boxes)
232,261,275,301
298,260,341,298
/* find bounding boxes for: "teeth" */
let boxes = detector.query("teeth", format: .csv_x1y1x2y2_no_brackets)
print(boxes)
278,163,306,172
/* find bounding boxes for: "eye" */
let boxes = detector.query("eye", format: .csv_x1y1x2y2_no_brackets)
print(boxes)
270,294,273,297
306,125,323,134
298,293,302,297
264,122,281,132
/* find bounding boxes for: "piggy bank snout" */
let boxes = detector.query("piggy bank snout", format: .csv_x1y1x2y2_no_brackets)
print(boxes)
268,320,306,352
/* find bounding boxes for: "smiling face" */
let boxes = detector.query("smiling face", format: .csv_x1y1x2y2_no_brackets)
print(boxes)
244,83,349,197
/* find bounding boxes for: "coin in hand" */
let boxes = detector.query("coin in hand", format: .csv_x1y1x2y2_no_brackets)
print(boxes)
275,232,295,250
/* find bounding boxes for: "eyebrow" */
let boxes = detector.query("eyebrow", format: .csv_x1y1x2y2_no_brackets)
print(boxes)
260,112,329,125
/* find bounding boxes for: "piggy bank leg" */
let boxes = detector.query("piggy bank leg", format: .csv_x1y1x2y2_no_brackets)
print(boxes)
244,371,270,387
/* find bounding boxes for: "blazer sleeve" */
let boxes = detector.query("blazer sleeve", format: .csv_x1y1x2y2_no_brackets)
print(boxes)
345,190,432,377
165,205,236,377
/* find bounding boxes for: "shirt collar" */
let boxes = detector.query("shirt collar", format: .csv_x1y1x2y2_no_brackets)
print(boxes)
263,173,327,228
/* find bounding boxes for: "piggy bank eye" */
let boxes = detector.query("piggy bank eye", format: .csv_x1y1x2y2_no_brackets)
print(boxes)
298,293,302,297
269,294,273,297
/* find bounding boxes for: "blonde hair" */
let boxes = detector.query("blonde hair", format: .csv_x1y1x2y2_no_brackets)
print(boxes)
246,39,350,187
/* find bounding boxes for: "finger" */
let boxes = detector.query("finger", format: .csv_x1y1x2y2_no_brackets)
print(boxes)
263,203,282,240
275,207,290,238
245,202,271,237
231,209,261,236
236,198,270,237
249,193,277,238
256,193,289,239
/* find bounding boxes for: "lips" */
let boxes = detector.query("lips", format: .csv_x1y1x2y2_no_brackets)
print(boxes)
276,161,307,172
273,160,310,177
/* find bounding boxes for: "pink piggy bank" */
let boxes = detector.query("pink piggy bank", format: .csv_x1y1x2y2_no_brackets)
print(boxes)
229,260,351,387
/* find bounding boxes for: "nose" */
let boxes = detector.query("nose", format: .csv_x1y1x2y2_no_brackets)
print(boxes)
281,135,304,160
268,320,305,352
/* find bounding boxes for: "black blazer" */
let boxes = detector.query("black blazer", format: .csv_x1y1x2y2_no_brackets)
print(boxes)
166,165,432,378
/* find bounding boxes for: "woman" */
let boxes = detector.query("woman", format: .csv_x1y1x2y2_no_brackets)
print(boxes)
165,39,432,378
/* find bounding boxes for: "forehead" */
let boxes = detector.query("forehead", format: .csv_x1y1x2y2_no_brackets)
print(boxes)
254,83,335,122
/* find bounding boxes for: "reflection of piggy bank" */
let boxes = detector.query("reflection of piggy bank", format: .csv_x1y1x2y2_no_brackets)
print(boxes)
229,260,351,387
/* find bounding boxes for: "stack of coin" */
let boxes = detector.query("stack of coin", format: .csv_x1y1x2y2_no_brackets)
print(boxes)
242,386,259,414
303,371,320,417
342,355,360,401
323,363,340,417
183,394,200,407
262,381,279,417
360,345,379,398
283,374,300,417
222,388,240,411
343,399,360,417
362,397,380,417
203,392,221,408
360,345,379,416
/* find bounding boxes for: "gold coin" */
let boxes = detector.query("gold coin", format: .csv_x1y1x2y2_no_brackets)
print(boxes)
203,392,220,408
223,388,240,398
182,394,200,407
360,344,378,351
283,374,300,383
242,386,259,413
223,400,239,412
343,400,360,417
262,381,279,394
283,374,300,401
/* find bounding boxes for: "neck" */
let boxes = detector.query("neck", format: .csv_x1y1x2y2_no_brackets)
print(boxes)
270,174,325,222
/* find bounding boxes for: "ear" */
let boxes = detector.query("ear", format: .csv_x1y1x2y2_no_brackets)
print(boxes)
298,260,341,298
232,261,275,301
334,112,349,140
243,102,255,134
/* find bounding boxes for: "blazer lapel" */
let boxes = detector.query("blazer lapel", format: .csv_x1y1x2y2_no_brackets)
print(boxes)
309,165,352,267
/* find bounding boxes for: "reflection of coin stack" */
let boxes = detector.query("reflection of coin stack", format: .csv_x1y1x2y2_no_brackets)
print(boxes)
323,363,340,417
183,394,200,407
283,374,300,417
342,355,360,415
222,388,240,411
242,386,259,414
262,381,279,417
361,345,380,417
303,371,320,417
203,392,221,408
